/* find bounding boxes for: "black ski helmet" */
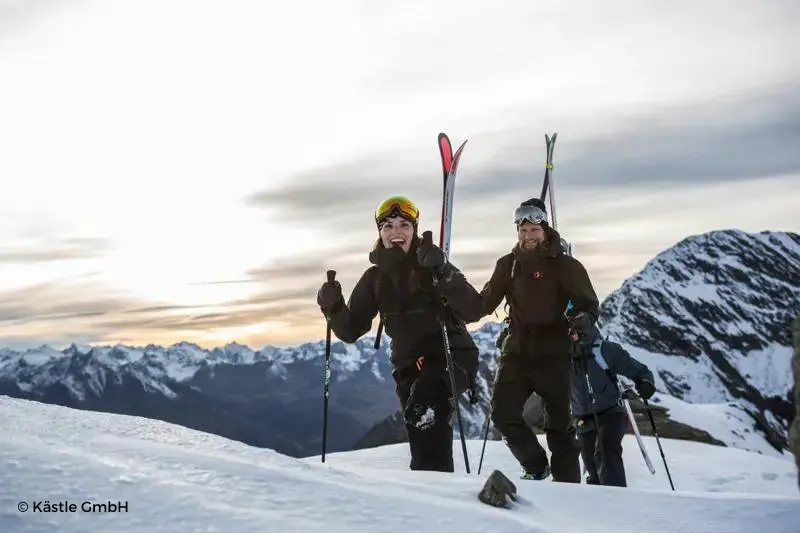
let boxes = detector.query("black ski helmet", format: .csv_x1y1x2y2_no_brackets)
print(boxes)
520,198,547,212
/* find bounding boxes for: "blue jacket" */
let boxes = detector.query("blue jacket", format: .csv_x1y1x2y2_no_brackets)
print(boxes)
571,328,654,431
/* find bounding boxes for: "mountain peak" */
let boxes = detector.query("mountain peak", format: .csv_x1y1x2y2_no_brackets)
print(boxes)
597,228,799,452
600,229,800,351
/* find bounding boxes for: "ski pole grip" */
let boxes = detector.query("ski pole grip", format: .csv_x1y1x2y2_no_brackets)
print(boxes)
421,230,433,247
326,270,336,283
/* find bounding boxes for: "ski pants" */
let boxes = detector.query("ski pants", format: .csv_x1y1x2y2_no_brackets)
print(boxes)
393,354,470,473
579,409,628,487
490,353,580,483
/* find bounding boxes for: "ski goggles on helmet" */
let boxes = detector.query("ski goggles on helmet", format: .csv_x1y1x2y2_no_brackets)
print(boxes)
375,196,419,227
513,204,547,226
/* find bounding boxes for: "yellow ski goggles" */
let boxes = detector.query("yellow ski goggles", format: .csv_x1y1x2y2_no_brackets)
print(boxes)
375,196,420,227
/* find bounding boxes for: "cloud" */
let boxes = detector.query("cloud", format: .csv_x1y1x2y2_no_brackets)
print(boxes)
2,0,798,351
3,82,798,350
236,82,800,340
0,279,152,325
246,83,800,235
0,216,111,264
0,237,110,264
0,0,82,43
488,85,800,191
236,172,800,343
244,243,372,282
99,306,288,334
0,272,340,350
364,1,800,95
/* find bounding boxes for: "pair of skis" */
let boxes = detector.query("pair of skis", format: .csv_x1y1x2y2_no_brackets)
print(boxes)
436,133,470,473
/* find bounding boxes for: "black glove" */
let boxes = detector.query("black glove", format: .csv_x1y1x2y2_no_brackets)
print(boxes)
635,378,656,400
416,241,447,270
317,280,344,315
567,311,591,337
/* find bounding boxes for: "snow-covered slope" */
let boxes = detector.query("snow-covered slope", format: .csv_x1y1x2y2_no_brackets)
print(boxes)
599,229,800,454
0,397,796,533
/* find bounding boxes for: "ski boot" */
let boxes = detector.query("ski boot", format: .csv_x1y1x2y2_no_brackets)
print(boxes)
520,465,551,481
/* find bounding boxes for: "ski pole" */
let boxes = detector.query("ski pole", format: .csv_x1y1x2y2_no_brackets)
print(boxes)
422,230,470,474
643,398,675,490
478,403,491,474
321,269,336,463
373,320,383,350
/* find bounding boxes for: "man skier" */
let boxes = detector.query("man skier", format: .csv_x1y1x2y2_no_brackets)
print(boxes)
478,198,599,482
571,325,655,486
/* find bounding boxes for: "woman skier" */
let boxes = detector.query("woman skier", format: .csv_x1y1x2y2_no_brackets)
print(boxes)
316,195,484,472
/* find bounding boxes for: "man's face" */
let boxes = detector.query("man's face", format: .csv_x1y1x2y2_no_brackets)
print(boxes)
517,222,546,250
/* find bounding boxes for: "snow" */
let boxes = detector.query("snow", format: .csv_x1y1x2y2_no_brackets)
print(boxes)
370,359,386,381
158,358,199,383
337,343,370,375
613,342,732,403
20,348,62,366
218,342,257,365
116,347,145,363
1,396,797,533
649,393,789,458
727,344,794,397
414,407,436,430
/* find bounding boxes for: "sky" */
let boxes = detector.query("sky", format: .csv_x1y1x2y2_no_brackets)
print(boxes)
0,0,798,351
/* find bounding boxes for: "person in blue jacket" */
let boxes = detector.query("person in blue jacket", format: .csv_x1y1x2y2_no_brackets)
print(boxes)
571,325,656,487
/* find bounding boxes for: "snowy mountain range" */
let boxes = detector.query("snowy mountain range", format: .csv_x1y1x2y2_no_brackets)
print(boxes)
0,229,798,460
